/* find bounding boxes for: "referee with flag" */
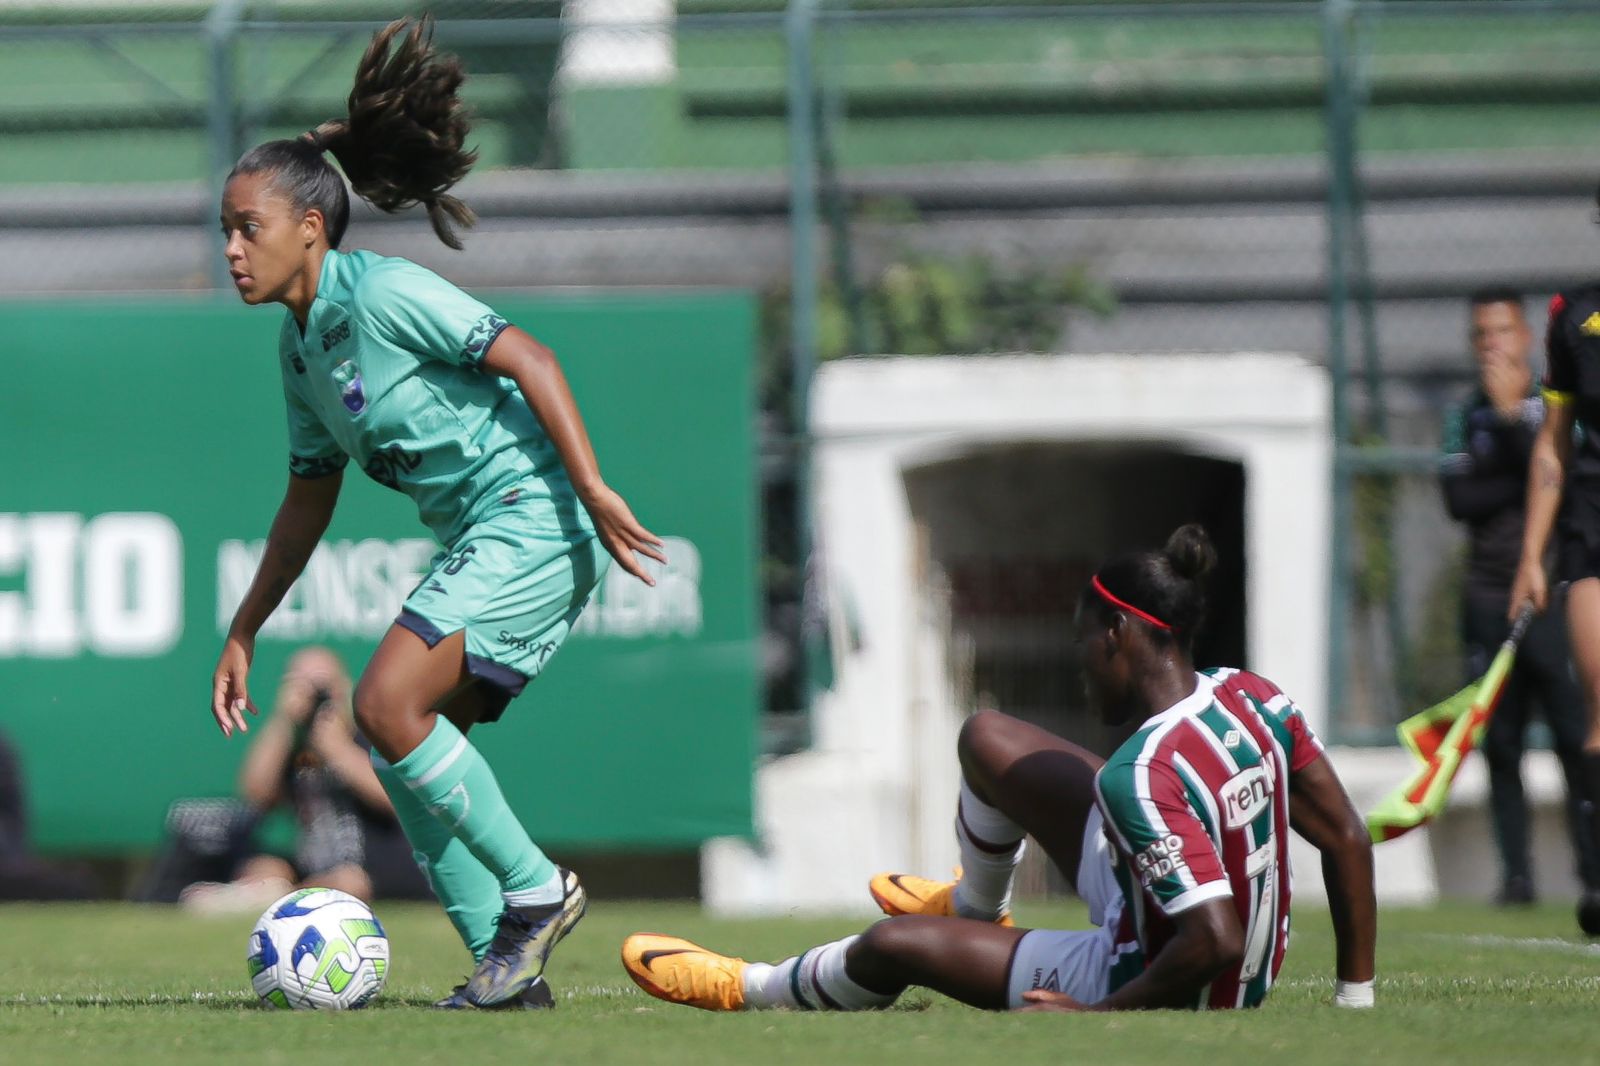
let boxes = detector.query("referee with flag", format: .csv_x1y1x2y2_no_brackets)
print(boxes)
1445,287,1600,913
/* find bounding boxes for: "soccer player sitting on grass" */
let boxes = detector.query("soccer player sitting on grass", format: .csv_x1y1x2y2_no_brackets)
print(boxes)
624,525,1377,1012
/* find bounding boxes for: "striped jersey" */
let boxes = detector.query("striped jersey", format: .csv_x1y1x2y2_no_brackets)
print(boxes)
1093,667,1324,1010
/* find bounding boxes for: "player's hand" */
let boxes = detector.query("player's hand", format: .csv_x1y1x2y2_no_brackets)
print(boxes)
211,634,258,738
582,484,667,586
1508,558,1548,621
1018,989,1091,1013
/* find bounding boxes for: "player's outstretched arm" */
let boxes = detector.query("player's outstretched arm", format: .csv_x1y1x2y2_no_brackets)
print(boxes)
1290,753,1377,1007
481,326,666,585
211,471,343,737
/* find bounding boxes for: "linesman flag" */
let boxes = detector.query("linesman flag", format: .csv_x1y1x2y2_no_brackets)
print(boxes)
1365,606,1536,844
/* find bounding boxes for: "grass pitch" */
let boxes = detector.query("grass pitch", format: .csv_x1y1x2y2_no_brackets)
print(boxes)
1,897,1595,1066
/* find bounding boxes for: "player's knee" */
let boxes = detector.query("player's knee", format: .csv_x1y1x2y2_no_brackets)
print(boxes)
352,677,406,750
857,916,938,967
957,709,1013,781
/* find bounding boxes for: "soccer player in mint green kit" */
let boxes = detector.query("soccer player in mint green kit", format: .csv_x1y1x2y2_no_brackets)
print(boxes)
208,17,663,1010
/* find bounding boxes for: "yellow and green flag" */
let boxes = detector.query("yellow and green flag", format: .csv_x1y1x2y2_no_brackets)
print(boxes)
1366,607,1534,844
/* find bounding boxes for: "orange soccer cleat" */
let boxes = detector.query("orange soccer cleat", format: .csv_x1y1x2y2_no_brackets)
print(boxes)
621,933,748,1012
868,871,1014,926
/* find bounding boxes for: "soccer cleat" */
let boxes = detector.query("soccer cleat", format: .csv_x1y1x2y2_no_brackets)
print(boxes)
462,868,587,1007
434,976,556,1010
868,871,1014,926
621,933,747,1012
1578,890,1600,937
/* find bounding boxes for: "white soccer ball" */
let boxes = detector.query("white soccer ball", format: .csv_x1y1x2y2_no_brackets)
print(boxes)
247,887,390,1010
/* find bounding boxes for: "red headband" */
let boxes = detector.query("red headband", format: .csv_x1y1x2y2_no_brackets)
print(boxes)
1091,575,1172,631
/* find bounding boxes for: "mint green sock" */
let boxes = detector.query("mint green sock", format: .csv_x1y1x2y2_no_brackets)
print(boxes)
372,753,501,961
389,716,559,902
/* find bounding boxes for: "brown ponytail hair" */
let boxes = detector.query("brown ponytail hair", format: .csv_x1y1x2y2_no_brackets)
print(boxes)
230,16,477,250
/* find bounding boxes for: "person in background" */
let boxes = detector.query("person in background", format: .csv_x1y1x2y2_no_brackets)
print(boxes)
1441,287,1600,906
0,730,96,901
179,646,426,913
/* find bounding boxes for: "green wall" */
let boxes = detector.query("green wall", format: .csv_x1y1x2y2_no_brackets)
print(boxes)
0,290,759,853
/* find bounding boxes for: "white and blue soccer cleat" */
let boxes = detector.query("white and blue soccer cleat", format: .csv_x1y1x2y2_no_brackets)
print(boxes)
434,975,556,1010
463,868,587,1007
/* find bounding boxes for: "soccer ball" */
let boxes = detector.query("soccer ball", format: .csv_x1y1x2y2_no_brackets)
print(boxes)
247,887,389,1010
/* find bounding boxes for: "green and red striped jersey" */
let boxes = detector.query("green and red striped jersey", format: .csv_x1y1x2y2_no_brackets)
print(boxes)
1094,667,1324,1010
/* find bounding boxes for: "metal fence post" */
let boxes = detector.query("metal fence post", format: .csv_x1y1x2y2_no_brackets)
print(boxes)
787,0,822,727
1323,0,1357,738
204,0,247,291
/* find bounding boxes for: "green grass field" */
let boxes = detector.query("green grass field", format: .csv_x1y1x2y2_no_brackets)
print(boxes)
1,898,1596,1065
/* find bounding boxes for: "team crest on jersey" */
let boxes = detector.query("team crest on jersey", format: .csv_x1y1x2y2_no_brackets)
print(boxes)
331,359,365,414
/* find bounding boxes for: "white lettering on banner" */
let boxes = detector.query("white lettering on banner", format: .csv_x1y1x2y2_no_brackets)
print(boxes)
573,535,703,638
0,512,183,659
216,538,435,640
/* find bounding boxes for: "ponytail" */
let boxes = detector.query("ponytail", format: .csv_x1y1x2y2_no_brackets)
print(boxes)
316,16,478,250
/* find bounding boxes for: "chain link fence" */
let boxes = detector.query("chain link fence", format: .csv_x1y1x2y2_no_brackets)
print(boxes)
7,1,1600,744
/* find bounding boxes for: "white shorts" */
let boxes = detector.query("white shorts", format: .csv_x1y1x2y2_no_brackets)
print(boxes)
1004,807,1129,1008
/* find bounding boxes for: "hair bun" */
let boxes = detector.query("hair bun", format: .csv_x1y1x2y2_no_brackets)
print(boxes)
1163,524,1216,583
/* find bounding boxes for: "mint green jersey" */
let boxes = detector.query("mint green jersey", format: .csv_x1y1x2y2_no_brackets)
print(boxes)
278,248,592,546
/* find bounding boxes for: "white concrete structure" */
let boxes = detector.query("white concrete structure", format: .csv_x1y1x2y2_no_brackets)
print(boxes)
702,352,1580,914
706,353,1336,913
560,0,675,87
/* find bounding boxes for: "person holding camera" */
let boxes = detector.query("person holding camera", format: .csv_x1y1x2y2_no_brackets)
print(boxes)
178,646,425,913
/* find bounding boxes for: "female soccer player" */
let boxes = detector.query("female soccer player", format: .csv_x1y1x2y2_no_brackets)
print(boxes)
624,526,1377,1012
207,17,663,1009
1510,278,1600,934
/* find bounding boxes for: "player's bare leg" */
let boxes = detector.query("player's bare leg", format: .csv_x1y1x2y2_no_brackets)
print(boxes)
358,625,582,1006
1565,578,1600,933
873,710,1104,923
624,918,1027,1012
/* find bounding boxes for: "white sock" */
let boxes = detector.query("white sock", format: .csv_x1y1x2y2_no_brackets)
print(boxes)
742,937,896,1011
502,868,564,908
952,780,1025,920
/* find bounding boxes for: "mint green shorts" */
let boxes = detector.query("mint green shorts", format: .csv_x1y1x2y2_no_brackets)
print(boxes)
397,494,608,720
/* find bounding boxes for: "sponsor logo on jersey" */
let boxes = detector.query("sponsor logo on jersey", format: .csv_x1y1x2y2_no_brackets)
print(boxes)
363,445,420,490
1223,729,1241,749
1221,764,1274,830
1133,833,1187,887
321,319,351,351
1582,311,1600,336
1031,968,1061,993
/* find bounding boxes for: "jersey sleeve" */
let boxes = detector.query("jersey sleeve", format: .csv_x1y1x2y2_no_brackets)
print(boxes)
1230,673,1325,772
1544,293,1576,405
1095,758,1230,916
281,366,347,479
353,258,510,371
1261,692,1325,772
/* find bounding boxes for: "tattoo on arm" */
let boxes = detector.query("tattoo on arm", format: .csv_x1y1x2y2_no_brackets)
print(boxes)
1537,457,1563,491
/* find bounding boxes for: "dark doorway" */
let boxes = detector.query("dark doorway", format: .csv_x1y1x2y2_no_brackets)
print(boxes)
904,441,1248,758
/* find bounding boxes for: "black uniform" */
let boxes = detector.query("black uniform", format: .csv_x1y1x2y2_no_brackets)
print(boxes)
1441,380,1599,897
1545,285,1600,581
